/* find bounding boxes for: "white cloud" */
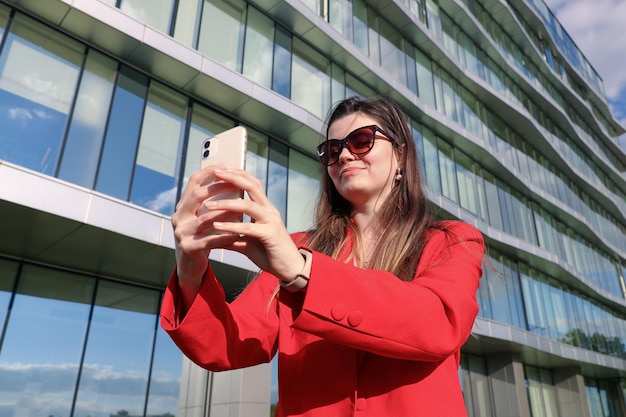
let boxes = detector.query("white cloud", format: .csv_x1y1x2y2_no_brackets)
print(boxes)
7,107,53,124
146,186,178,213
7,107,33,121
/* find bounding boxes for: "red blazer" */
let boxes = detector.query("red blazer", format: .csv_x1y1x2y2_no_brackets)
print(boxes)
161,221,484,416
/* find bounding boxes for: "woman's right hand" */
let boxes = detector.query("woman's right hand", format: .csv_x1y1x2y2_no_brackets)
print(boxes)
171,165,242,307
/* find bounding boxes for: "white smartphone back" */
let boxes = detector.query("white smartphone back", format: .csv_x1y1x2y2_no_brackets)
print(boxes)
198,126,247,219
200,125,247,172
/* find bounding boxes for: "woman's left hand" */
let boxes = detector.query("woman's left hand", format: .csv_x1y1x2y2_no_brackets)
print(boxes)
200,168,305,282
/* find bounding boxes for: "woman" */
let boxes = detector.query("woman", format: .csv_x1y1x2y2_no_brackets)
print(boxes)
161,96,485,416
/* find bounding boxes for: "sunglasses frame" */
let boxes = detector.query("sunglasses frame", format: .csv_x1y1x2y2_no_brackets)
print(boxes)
316,125,394,166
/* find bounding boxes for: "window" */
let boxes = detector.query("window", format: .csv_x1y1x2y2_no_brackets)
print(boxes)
58,50,117,188
378,19,407,85
437,139,458,203
95,66,148,200
291,39,330,118
367,11,380,65
482,253,524,328
422,127,441,194
183,103,235,189
440,12,458,60
74,280,160,417
329,0,353,39
461,354,493,417
272,26,292,98
198,0,246,71
455,151,479,216
482,170,503,230
245,127,270,190
287,150,320,232
119,0,176,34
267,140,289,220
0,265,95,415
459,86,484,139
525,366,559,417
130,81,187,215
352,0,368,53
301,0,321,14
414,47,436,107
425,0,442,41
0,13,84,175
145,324,182,416
243,7,275,89
172,0,202,47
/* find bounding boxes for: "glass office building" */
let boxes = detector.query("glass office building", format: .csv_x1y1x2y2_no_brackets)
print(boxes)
0,0,624,416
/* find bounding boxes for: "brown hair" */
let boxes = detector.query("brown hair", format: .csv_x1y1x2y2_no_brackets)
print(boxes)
306,96,439,281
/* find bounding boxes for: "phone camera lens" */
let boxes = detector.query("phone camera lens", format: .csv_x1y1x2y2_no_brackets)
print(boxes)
203,140,211,149
203,150,210,158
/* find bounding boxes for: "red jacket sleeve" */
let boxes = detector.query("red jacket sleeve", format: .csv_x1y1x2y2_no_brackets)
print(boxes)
160,263,280,371
290,221,484,362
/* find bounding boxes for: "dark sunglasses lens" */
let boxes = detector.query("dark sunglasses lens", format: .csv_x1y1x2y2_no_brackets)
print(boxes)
318,140,340,165
347,129,375,153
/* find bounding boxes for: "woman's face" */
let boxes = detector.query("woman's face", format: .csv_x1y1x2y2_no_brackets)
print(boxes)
326,113,400,212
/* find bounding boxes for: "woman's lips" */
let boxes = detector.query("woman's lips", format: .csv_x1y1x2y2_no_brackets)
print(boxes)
340,166,363,178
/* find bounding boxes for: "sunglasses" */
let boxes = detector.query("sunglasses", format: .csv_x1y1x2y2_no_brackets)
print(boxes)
316,125,394,166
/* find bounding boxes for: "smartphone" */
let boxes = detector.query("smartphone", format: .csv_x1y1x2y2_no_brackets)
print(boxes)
198,125,247,218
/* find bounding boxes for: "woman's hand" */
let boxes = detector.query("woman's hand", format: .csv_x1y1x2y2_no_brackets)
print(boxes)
203,168,305,283
171,165,242,306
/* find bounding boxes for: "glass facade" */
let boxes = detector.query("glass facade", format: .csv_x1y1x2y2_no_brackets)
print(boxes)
0,0,624,416
0,262,179,417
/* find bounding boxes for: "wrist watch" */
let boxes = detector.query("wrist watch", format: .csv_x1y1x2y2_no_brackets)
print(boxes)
280,248,312,292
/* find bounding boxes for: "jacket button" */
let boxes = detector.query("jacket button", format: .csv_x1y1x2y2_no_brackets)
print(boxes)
331,304,347,321
347,311,363,327
356,398,367,411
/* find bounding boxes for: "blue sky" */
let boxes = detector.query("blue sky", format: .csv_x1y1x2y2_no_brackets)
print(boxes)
544,0,626,152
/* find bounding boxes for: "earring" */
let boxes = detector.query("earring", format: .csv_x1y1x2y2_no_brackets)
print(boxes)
395,167,403,181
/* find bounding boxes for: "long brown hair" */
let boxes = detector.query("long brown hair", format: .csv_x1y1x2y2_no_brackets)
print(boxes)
306,96,438,281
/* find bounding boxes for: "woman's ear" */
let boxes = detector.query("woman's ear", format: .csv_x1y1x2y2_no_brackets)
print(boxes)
395,143,406,163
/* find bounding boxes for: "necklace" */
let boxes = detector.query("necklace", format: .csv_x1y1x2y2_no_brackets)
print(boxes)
361,238,378,269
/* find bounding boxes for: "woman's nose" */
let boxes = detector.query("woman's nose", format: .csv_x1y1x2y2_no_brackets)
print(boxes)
337,145,355,163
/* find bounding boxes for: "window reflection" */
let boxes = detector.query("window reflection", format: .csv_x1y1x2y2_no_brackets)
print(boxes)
267,140,288,221
460,354,493,417
146,325,182,417
119,0,176,34
245,127,269,189
0,265,94,416
130,82,187,215
74,280,160,417
437,139,458,203
329,0,353,39
58,50,117,188
0,13,83,175
272,26,292,98
291,39,330,119
183,103,235,187
287,150,321,233
525,366,559,417
422,127,441,194
378,19,407,86
96,66,148,200
198,0,246,72
243,7,274,89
